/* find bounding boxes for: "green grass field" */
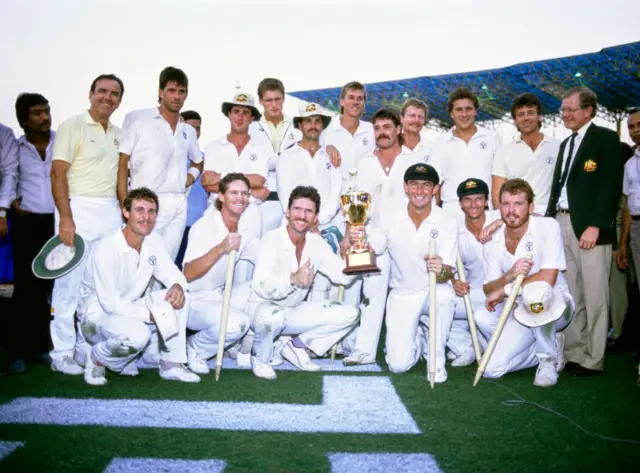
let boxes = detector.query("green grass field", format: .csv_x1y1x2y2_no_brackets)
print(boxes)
0,353,639,473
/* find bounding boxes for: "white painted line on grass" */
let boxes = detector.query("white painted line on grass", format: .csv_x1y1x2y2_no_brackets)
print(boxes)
0,376,419,434
328,453,443,473
103,457,226,473
0,441,24,462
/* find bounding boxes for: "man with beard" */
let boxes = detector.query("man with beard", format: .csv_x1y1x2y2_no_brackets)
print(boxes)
79,187,199,386
364,164,458,383
3,94,55,373
182,174,261,374
249,78,301,235
320,81,375,191
49,74,125,375
477,179,573,387
400,98,434,164
491,94,560,214
118,67,203,261
430,87,501,217
249,186,358,380
448,178,498,367
342,108,424,366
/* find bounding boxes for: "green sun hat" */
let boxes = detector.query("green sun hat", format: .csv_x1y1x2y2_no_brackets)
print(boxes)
32,234,86,280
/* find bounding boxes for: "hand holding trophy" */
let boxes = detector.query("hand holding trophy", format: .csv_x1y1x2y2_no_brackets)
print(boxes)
340,169,381,274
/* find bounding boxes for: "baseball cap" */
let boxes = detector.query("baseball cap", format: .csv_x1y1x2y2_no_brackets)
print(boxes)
403,164,439,185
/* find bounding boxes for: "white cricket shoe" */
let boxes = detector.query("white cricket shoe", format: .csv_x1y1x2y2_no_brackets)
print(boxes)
251,357,277,380
119,360,139,377
84,352,107,386
555,332,566,373
281,341,321,371
446,351,457,361
51,355,84,375
451,346,476,367
534,359,558,387
187,344,210,375
343,350,375,366
159,363,201,383
427,366,448,384
236,351,252,368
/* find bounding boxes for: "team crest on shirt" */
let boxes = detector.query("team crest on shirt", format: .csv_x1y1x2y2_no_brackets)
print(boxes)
545,156,554,164
525,241,533,252
362,137,369,146
529,302,544,314
288,132,295,141
430,229,439,239
250,154,258,161
325,162,332,170
584,160,597,172
148,256,157,266
182,131,187,140
113,138,119,147
479,142,487,149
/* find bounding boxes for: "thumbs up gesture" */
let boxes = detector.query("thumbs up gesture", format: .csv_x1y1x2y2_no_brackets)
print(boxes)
291,258,315,288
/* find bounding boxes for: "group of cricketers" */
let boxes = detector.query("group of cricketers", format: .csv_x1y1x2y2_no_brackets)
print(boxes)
4,65,630,388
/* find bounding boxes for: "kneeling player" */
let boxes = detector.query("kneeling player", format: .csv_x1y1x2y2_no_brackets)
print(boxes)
182,173,260,374
78,188,199,385
249,186,358,379
476,179,573,387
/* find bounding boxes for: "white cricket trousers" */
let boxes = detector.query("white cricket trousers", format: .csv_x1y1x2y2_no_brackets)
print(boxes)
385,284,456,373
474,291,574,378
153,193,188,261
251,300,359,363
50,196,122,362
187,283,252,360
448,287,486,357
80,289,189,372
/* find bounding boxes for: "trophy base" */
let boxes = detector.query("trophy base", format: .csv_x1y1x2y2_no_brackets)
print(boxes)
343,250,381,275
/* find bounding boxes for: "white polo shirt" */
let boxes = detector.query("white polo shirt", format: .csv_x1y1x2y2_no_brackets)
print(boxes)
492,135,560,214
355,150,422,213
368,204,459,291
623,149,640,216
401,136,434,165
250,226,353,307
183,207,260,296
320,116,375,188
430,126,501,209
119,108,201,195
276,144,342,227
456,209,501,289
483,216,568,293
79,229,187,322
202,135,270,206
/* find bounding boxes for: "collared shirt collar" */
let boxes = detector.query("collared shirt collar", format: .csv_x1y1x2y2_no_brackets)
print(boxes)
575,120,592,139
446,125,488,142
260,114,290,127
17,130,55,148
513,133,553,145
83,110,115,130
333,116,367,135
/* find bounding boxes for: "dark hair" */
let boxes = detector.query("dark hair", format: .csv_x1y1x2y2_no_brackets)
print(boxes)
159,66,189,91
401,98,429,120
372,108,404,145
288,186,321,214
339,81,366,114
90,74,125,99
499,178,535,205
123,187,159,213
562,86,597,118
15,93,49,130
181,110,202,122
510,93,542,118
257,78,285,99
215,173,251,211
447,87,478,113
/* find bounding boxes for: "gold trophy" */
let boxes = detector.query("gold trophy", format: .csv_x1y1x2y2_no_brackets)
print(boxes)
340,169,380,274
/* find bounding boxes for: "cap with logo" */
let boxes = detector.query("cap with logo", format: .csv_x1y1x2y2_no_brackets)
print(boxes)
513,281,570,328
221,92,261,121
32,234,86,280
457,178,489,198
293,102,331,129
403,163,440,185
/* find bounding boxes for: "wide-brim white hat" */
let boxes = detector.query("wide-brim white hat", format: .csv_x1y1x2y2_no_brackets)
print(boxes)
514,281,567,327
293,102,331,129
145,292,179,344
221,92,261,121
32,234,86,280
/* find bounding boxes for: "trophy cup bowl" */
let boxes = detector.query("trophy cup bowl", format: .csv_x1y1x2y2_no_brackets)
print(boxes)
340,191,381,274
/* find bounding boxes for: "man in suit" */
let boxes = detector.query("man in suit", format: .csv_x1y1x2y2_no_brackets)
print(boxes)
546,86,624,376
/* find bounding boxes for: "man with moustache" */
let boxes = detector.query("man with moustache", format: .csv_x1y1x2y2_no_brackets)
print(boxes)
430,87,501,217
3,94,55,373
363,164,458,383
400,98,434,163
320,81,375,191
118,67,203,261
343,108,424,366
79,187,199,386
182,174,260,374
249,186,358,380
49,74,125,375
249,78,301,235
546,86,624,376
492,94,560,214
477,179,573,387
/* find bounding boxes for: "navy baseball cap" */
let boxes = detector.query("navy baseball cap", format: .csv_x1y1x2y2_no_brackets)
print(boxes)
457,178,489,198
403,164,440,185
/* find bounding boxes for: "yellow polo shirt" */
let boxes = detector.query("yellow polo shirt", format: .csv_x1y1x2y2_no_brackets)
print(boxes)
52,110,120,197
262,115,290,153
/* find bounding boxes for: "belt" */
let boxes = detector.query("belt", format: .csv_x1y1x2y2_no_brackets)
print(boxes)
266,191,279,202
557,209,570,214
